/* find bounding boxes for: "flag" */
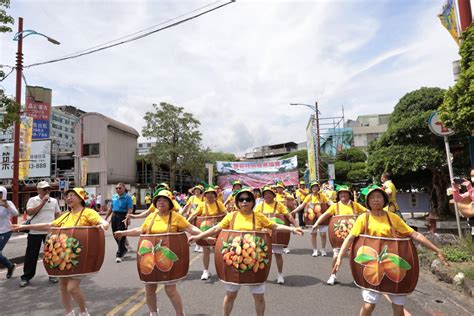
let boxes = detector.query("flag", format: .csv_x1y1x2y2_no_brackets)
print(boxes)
18,116,33,180
438,0,460,46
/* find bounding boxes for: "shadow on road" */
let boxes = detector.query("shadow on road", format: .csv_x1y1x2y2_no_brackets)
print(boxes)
266,274,321,287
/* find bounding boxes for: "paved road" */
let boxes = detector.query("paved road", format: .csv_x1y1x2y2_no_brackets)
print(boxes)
1,219,473,315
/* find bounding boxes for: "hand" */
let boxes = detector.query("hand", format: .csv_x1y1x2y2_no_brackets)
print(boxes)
11,224,24,232
311,224,318,233
334,256,342,273
99,223,108,232
114,231,124,239
188,235,200,244
0,200,7,207
462,179,471,187
292,227,304,236
437,251,449,267
452,182,460,191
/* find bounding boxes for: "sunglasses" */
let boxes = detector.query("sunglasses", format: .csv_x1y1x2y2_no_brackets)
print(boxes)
115,187,123,190
237,197,253,203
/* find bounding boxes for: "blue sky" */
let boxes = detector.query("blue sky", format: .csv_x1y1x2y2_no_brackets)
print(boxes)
0,0,466,155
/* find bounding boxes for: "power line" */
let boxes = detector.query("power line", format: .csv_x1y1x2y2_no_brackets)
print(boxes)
25,0,235,69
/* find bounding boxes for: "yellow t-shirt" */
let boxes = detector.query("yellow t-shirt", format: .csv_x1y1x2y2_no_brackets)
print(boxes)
303,193,329,204
141,212,190,234
326,201,366,216
186,195,205,209
383,180,399,211
144,196,152,204
295,188,309,202
132,195,137,205
194,201,226,216
52,208,102,227
147,199,180,213
275,192,293,203
350,211,414,238
255,201,289,215
218,211,274,231
217,192,225,203
324,190,337,203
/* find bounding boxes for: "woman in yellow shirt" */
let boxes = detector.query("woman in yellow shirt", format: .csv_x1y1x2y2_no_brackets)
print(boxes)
255,185,299,285
312,185,366,285
13,188,109,316
295,180,309,226
189,188,304,316
114,190,202,316
334,187,448,316
224,180,243,212
291,181,332,257
187,187,226,281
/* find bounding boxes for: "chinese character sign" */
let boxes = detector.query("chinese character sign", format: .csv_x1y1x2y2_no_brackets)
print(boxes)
0,140,51,179
19,116,33,180
81,158,89,187
25,96,51,139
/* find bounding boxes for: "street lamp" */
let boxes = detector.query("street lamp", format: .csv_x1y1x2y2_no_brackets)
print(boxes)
11,17,60,221
291,102,321,182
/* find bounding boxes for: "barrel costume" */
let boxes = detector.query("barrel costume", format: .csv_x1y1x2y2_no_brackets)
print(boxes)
192,191,226,247
303,191,330,231
295,181,309,226
349,188,417,306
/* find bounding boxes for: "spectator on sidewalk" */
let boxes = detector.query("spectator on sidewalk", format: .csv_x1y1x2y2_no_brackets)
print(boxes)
105,183,133,263
131,192,137,214
0,186,18,279
144,193,152,210
452,168,474,239
96,193,102,212
20,181,61,287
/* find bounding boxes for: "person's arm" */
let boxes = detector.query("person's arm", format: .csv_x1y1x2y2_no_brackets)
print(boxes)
334,234,356,273
12,222,52,232
273,223,304,235
2,201,19,217
105,203,113,221
129,209,151,219
312,212,332,232
452,182,469,202
187,210,198,223
291,202,306,215
98,219,109,231
26,197,48,216
284,212,299,227
410,231,448,266
114,227,142,239
189,225,223,243
185,224,203,236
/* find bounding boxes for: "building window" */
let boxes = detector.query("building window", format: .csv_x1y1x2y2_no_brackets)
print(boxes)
83,143,100,156
86,173,100,185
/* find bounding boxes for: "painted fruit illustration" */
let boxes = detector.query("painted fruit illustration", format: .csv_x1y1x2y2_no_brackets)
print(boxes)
354,245,412,286
220,233,269,273
332,218,355,240
138,239,179,274
200,220,214,232
44,233,81,271
305,207,315,221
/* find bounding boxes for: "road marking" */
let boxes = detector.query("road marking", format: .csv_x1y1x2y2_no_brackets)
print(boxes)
107,253,202,316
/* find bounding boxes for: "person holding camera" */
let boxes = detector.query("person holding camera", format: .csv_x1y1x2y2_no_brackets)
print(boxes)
0,186,18,279
452,168,474,238
19,181,61,287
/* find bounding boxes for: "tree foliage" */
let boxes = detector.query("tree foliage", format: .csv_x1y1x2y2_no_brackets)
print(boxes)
281,149,308,176
439,24,474,132
0,0,18,130
368,87,470,216
336,148,367,163
142,102,202,189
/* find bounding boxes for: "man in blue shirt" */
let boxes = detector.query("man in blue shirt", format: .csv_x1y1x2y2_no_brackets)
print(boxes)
105,183,133,263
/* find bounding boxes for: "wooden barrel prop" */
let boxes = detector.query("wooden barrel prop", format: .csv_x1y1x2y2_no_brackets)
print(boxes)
314,203,330,226
303,203,317,226
264,214,291,247
195,214,226,247
43,227,105,277
328,215,357,248
456,197,474,218
350,234,419,295
214,230,272,285
137,232,189,284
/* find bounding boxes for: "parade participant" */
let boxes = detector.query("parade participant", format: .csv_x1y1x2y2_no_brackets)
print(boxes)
323,182,337,203
114,190,203,316
381,172,402,219
182,185,205,252
0,186,18,279
215,185,225,203
253,187,263,205
292,181,332,257
105,183,133,263
274,182,295,253
144,193,152,210
188,187,226,280
13,187,109,316
189,188,304,316
132,193,138,214
20,181,61,287
255,185,299,284
224,180,243,212
312,185,366,285
334,186,448,316
295,180,309,227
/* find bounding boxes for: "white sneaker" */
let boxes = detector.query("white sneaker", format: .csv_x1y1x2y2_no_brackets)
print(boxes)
150,309,159,316
327,274,337,285
115,257,122,263
277,274,284,284
312,250,319,257
197,246,203,253
194,245,200,252
283,248,290,254
201,270,210,280
321,249,327,257
65,311,76,316
78,311,90,316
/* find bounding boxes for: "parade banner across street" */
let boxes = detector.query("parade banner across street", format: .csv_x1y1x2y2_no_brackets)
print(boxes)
216,156,298,189
0,139,51,179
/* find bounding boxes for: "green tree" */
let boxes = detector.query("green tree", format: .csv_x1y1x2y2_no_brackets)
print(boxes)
439,24,474,133
367,87,470,217
281,149,308,177
181,149,236,183
142,102,202,189
336,148,367,163
0,0,18,130
334,161,351,180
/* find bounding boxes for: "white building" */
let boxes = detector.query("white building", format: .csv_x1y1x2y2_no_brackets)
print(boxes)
349,114,390,149
51,107,79,152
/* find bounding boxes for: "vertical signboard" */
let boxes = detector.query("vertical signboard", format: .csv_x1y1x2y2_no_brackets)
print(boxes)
19,116,33,180
80,157,89,186
25,86,52,139
306,114,317,181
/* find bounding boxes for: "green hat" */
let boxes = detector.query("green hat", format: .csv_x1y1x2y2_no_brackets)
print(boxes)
261,185,276,196
204,186,217,196
299,180,306,185
275,182,285,189
152,189,175,210
335,185,353,201
231,180,243,188
156,182,170,190
365,186,389,210
234,187,255,208
309,180,320,189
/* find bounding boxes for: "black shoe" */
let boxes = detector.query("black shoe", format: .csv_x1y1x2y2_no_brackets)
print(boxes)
6,263,16,279
19,280,29,287
49,277,58,284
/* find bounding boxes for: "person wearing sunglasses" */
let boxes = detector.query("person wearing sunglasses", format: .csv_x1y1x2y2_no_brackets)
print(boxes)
224,180,243,212
105,183,133,263
189,187,304,316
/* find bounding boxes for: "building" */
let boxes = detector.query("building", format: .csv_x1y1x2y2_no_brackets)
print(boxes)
349,114,390,150
245,141,299,160
320,127,353,156
50,107,79,152
137,141,155,156
74,112,139,200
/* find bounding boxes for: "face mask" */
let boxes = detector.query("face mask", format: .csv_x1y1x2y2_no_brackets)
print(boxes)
471,177,474,183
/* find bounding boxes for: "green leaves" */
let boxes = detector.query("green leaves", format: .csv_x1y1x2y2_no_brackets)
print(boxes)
160,248,179,262
354,253,376,264
138,246,152,256
385,254,412,270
